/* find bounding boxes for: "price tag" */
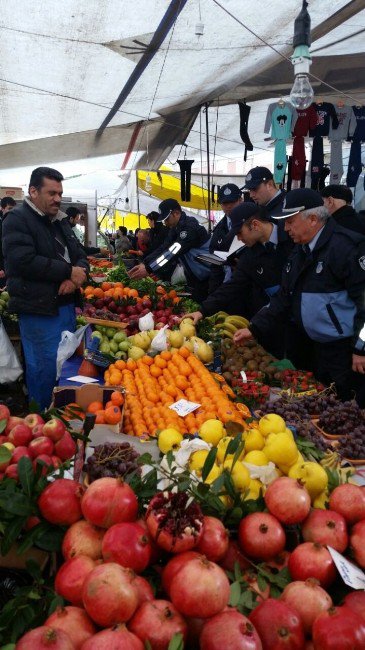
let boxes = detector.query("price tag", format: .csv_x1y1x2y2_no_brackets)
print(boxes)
327,546,365,590
169,399,201,417
240,370,248,383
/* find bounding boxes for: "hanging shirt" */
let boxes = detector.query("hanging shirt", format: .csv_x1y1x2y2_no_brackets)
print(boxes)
293,104,318,137
329,105,357,141
264,103,297,139
350,106,365,142
309,103,339,137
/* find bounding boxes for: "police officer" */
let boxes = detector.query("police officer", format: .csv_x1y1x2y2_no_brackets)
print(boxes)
128,198,210,301
234,188,365,402
244,167,285,216
185,202,293,358
321,185,365,235
208,183,243,293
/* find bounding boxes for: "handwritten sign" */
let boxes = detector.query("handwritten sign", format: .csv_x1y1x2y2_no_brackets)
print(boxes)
169,399,201,417
240,371,248,382
328,546,365,590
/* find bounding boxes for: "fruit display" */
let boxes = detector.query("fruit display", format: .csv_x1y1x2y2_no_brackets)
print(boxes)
221,339,278,383
60,391,125,427
317,400,365,437
90,325,130,360
230,374,271,409
207,311,250,340
85,442,141,482
277,369,325,393
335,424,365,460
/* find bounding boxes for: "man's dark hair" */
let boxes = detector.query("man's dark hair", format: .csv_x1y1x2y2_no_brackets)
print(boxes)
0,197,16,209
245,206,270,226
29,167,64,192
119,226,128,236
66,206,81,219
147,211,160,222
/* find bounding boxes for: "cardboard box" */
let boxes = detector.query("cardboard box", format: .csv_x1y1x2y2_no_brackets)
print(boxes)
53,384,125,433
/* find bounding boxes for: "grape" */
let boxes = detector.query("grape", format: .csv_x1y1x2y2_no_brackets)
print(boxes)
85,442,141,483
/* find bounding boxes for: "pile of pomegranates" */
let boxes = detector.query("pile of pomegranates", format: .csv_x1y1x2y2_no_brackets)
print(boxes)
14,474,365,649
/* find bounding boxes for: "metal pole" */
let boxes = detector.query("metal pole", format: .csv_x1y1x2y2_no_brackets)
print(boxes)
205,103,212,234
136,170,141,228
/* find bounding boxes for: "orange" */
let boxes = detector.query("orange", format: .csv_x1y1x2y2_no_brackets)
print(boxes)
93,287,104,298
142,356,154,366
101,281,112,291
104,405,122,424
95,410,105,424
178,347,190,359
105,400,114,409
129,289,139,298
150,366,162,378
161,351,172,361
175,375,189,391
111,391,125,406
115,360,126,371
155,356,167,369
126,359,137,371
87,400,104,414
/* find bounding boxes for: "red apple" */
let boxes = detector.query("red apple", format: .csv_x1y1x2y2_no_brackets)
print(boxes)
24,413,45,430
54,432,76,461
0,404,10,421
5,416,24,434
28,437,54,459
8,424,32,447
5,464,19,480
33,454,53,475
32,424,45,438
42,418,66,442
11,446,32,463
0,436,8,445
25,516,41,530
51,455,63,469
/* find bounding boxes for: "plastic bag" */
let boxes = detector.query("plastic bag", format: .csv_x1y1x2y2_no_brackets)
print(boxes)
0,320,22,384
171,262,186,285
56,325,88,379
139,311,154,331
150,325,169,352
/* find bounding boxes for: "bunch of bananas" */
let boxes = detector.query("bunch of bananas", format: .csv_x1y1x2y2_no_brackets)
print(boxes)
207,312,250,340
320,449,355,483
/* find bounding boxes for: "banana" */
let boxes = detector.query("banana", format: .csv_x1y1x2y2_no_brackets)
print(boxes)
220,322,238,335
320,450,339,469
219,329,234,340
225,316,249,328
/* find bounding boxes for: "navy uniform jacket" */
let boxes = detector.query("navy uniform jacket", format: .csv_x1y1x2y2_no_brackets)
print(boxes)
208,215,236,293
249,219,365,354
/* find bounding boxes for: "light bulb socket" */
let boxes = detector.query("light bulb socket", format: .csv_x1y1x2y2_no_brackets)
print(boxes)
195,21,204,35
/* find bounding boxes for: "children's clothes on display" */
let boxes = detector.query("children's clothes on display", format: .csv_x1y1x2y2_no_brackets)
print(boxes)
351,106,365,142
293,105,318,136
311,135,324,190
346,140,363,188
264,102,297,139
291,136,306,181
330,140,344,184
309,102,339,137
238,101,254,161
274,139,287,184
329,105,356,141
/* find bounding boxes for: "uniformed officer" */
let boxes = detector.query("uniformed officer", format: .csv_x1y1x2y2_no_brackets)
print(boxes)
128,198,210,301
184,202,293,358
208,183,243,293
244,167,285,216
234,188,365,401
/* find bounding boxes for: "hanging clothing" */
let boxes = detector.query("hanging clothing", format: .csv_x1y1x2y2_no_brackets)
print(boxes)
330,140,344,184
346,140,363,188
329,105,357,141
238,102,253,161
311,136,324,190
291,136,306,181
293,105,318,137
351,106,365,142
264,102,297,139
274,140,287,184
309,102,339,137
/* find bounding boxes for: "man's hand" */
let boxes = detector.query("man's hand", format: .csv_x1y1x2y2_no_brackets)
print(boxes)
352,353,365,374
128,264,147,279
58,280,76,295
183,311,203,325
233,327,254,345
71,266,87,287
0,270,5,279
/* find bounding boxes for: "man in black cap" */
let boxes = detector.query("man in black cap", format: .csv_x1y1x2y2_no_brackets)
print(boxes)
233,188,365,402
244,166,285,216
128,198,210,301
208,183,243,293
184,202,293,357
321,185,365,235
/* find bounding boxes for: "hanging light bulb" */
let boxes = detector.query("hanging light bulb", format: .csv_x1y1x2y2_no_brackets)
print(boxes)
145,173,152,192
290,73,314,109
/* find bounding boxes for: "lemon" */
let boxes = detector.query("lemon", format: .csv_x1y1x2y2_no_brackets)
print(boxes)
244,429,265,453
230,463,250,491
258,414,286,436
263,432,299,469
244,478,263,500
284,427,295,441
312,490,329,509
158,428,183,454
288,461,328,499
203,463,222,484
189,449,210,472
216,436,234,464
199,419,225,446
244,450,269,466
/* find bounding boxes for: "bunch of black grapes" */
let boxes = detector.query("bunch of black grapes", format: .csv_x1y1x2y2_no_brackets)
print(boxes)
86,442,141,482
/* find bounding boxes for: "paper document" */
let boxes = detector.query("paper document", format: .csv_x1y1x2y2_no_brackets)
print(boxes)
67,375,100,384
214,236,245,260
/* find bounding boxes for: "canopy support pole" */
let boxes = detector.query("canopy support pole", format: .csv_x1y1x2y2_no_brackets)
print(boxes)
205,103,212,234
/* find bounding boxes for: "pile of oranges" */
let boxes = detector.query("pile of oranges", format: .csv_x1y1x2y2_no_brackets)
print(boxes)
64,391,125,426
83,282,181,305
104,348,250,438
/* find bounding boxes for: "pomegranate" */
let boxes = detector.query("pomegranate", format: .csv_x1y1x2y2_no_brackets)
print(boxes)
16,626,74,649
329,484,365,525
238,512,286,561
169,556,230,618
264,477,311,525
28,436,54,458
55,555,96,606
302,509,348,553
145,492,203,553
25,515,41,530
62,520,104,560
249,599,305,649
350,519,365,568
281,578,332,635
81,624,143,649
219,539,251,572
288,542,337,588
161,551,202,596
343,591,365,621
45,606,96,649
128,599,188,649
312,605,365,649
81,477,138,528
200,609,263,650
82,562,139,627
266,551,291,573
55,431,77,461
102,522,152,573
136,516,160,564
132,574,154,605
38,479,84,526
196,516,229,562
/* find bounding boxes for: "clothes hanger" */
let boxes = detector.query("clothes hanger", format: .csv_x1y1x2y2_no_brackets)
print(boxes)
277,97,285,107
337,99,345,108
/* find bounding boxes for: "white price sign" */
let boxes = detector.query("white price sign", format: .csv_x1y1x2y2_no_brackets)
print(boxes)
240,370,248,382
169,399,201,417
328,546,365,590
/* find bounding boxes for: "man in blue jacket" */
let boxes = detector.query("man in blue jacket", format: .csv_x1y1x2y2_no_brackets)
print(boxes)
2,167,89,409
233,188,365,401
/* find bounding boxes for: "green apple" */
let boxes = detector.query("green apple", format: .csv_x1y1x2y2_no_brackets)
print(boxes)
100,342,110,353
106,328,116,338
119,341,130,351
113,331,127,343
91,331,103,340
109,340,119,353
115,351,127,360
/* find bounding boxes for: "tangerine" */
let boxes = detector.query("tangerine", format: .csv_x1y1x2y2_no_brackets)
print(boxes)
104,405,122,424
111,391,125,406
95,410,106,424
87,400,104,414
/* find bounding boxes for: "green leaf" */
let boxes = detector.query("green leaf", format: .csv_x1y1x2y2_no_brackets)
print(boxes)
144,641,153,650
17,457,35,496
48,595,65,615
0,493,33,517
224,433,243,460
257,573,268,592
168,633,184,650
201,447,217,482
229,581,241,607
25,559,42,581
1,644,16,650
234,561,243,582
0,445,12,464
33,524,65,552
0,419,7,434
1,516,27,556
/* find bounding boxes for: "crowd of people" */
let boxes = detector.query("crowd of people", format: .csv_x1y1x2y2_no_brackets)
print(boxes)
1,164,365,410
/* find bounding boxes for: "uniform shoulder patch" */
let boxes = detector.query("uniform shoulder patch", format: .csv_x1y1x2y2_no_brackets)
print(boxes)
180,231,187,239
359,256,365,270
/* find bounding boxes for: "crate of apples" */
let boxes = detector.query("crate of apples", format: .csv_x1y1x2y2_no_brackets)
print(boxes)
0,404,76,481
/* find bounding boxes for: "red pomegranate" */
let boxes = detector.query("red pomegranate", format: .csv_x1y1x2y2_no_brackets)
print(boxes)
81,477,138,528
128,599,188,649
131,574,154,606
55,555,96,606
161,551,202,596
280,578,332,635
264,477,311,525
145,492,204,553
101,522,152,573
301,509,348,553
312,605,365,649
350,519,365,569
38,479,84,526
200,609,263,650
81,624,143,649
238,512,286,561
265,551,291,573
329,484,365,525
343,591,365,621
249,598,305,649
62,520,104,560
54,432,77,461
196,516,229,562
45,606,96,649
219,539,251,572
82,562,139,627
169,557,230,618
15,626,74,649
288,543,337,588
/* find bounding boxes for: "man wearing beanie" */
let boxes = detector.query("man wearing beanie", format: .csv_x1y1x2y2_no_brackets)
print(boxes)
321,185,365,235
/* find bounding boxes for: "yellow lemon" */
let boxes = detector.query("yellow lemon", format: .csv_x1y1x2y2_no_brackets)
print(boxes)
244,478,264,500
216,436,244,464
231,463,251,491
189,449,210,472
158,428,183,454
312,490,329,509
204,463,222,484
199,419,225,446
244,450,269,466
258,414,286,436
284,427,295,441
244,429,265,453
288,461,328,499
264,433,299,468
